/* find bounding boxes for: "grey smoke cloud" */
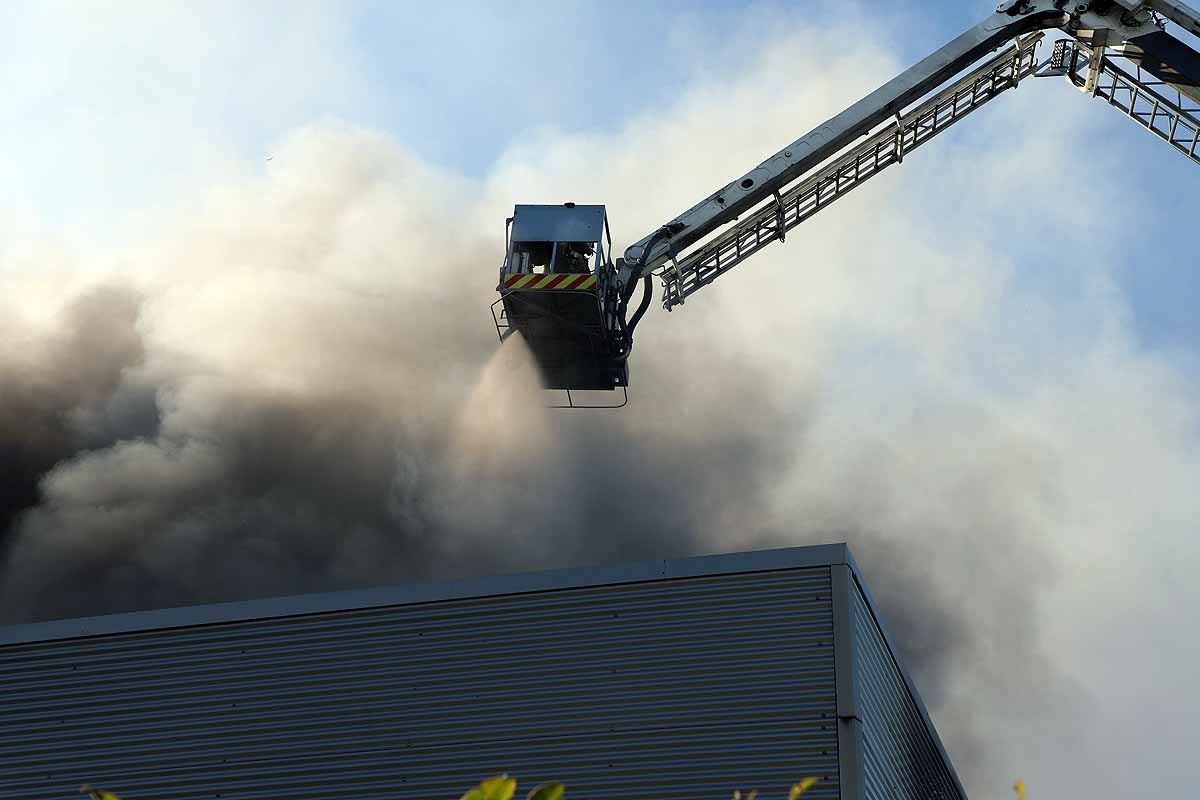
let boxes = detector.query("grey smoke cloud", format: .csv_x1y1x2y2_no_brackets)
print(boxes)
2,11,1199,800
0,285,155,551
0,124,1074,793
0,126,801,624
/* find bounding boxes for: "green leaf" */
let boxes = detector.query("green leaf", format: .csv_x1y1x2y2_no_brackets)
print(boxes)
461,789,488,800
527,782,565,800
479,774,517,800
788,777,818,800
80,786,123,800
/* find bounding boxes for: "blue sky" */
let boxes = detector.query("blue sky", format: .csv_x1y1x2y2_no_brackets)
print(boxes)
341,0,1199,348
5,1,1195,353
6,0,1158,351
348,0,990,175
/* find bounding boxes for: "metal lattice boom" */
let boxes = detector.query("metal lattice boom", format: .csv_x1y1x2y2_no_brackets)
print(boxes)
1050,38,1200,167
660,34,1044,310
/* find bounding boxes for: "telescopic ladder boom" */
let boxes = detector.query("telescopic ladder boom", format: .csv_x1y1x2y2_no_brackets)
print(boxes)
1043,38,1200,166
615,4,1065,294
661,34,1044,309
616,0,1200,310
491,1,1200,402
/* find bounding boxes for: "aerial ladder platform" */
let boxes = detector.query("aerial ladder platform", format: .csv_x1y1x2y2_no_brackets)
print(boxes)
491,0,1200,406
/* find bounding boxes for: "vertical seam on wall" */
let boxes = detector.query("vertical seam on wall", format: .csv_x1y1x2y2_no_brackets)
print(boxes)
831,564,864,800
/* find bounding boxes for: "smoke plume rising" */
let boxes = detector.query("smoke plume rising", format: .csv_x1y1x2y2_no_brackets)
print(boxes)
2,7,1199,798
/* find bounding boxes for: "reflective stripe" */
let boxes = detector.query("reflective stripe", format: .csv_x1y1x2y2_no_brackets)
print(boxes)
502,273,598,291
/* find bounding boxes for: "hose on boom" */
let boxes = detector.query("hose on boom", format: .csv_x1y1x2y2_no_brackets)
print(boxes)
614,225,671,360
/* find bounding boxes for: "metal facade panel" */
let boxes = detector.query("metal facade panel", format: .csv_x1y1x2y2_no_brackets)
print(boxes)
849,579,965,800
0,544,855,646
0,568,840,800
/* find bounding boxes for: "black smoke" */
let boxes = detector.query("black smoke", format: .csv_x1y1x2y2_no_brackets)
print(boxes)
0,285,157,562
0,279,801,625
0,129,1088,794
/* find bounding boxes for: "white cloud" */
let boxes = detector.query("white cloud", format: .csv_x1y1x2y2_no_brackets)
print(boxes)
0,1,365,246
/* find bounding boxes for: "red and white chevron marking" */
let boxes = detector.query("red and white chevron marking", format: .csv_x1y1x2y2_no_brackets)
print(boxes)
502,273,597,291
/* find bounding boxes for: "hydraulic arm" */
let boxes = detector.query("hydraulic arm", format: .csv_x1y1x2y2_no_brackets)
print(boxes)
618,0,1200,304
661,33,1045,309
615,3,1062,290
491,0,1200,402
1043,36,1199,165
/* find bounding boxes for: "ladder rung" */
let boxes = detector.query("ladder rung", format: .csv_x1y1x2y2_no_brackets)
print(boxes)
663,35,1046,309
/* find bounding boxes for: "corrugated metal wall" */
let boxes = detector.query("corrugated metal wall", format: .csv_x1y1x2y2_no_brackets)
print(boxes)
849,579,963,800
1,568,840,800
